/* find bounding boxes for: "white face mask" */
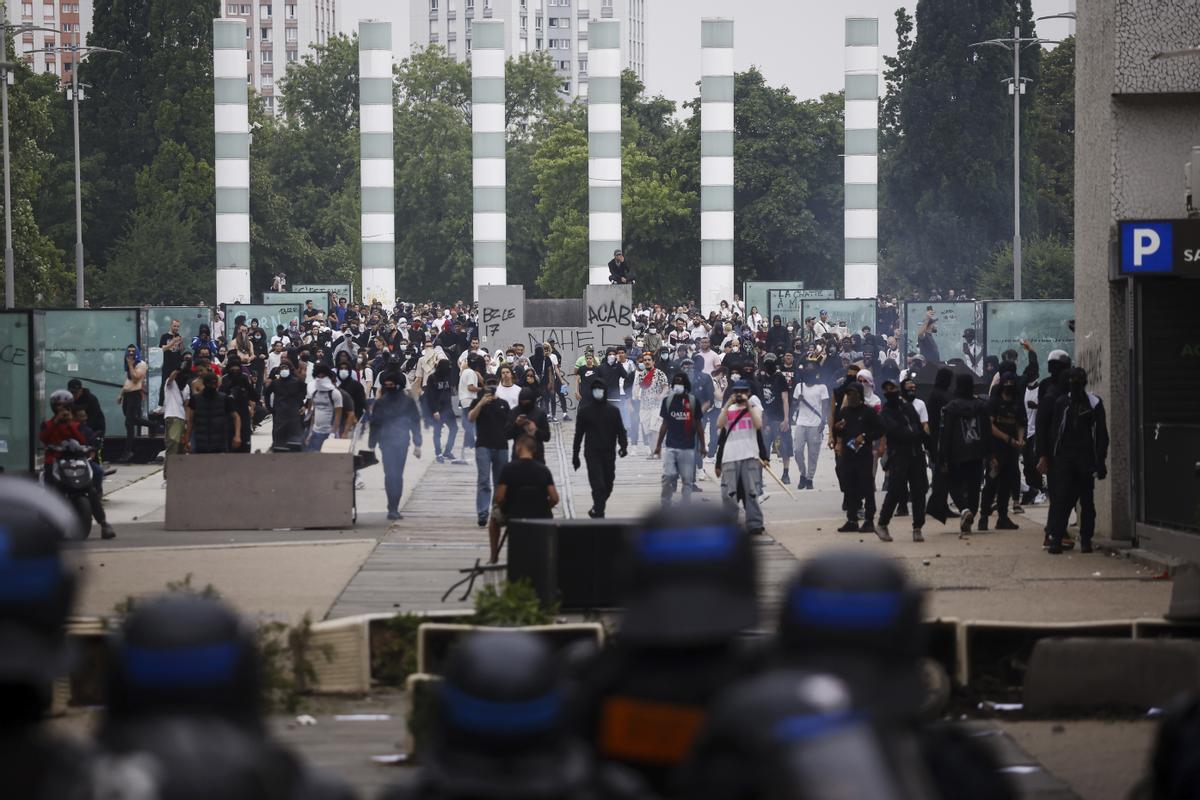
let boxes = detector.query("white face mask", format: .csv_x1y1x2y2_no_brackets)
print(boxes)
279,369,291,379
607,355,616,365
591,388,605,400
671,384,685,396
506,355,515,364
338,369,350,380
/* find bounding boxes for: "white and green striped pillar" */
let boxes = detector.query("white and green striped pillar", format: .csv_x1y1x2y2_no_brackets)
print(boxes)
588,19,621,286
359,21,395,308
700,18,734,314
844,17,879,299
213,18,250,305
472,20,506,300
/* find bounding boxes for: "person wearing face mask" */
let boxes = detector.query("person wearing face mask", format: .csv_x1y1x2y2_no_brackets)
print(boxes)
876,379,929,542
643,324,662,354
597,347,626,419
1044,367,1108,555
263,358,306,451
219,356,259,454
303,364,344,452
634,351,669,455
575,351,601,411
370,371,423,521
572,379,628,518
792,366,829,490
185,372,241,454
755,354,792,485
765,315,789,354
653,371,705,505
506,386,551,464
413,342,442,395
937,373,991,535
424,358,461,463
494,364,522,409
722,338,752,379
832,382,884,534
716,379,769,535
1035,350,1074,549
976,373,1026,533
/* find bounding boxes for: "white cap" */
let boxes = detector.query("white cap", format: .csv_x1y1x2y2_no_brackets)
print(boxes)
1047,349,1071,363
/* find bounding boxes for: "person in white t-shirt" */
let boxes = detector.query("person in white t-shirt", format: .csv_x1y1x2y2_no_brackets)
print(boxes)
695,335,721,375
813,309,835,339
161,356,192,485
716,379,768,535
791,367,830,490
494,365,523,408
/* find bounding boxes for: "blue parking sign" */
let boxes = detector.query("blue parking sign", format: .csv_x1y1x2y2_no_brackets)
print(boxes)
1120,222,1174,273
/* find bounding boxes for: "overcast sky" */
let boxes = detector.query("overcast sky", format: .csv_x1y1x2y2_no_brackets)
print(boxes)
338,0,1075,104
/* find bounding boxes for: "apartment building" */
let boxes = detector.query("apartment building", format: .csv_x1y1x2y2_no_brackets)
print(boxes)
6,0,93,84
221,0,337,115
410,0,644,99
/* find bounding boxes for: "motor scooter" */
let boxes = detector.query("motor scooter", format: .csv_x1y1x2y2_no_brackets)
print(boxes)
47,439,97,539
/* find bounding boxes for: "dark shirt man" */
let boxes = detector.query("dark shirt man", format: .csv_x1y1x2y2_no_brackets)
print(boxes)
218,361,259,453
608,250,632,284
572,380,628,518
506,388,551,463
468,381,513,527
489,435,559,563
68,379,106,438
263,361,306,450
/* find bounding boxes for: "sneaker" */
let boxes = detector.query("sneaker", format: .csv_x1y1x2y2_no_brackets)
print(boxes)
561,413,571,421
1011,504,1024,515
387,511,402,521
875,524,893,542
995,517,1019,531
1061,536,1076,550
895,505,909,518
587,507,604,519
960,510,974,534
748,527,766,536
838,520,860,533
805,478,814,490
978,516,989,532
781,470,790,484
697,471,709,482
451,459,468,465
912,529,924,542
549,415,557,422
692,484,704,493
1080,541,1094,554
100,524,116,540
477,513,488,528
442,451,455,461
436,455,445,464
1047,544,1063,555
1043,534,1052,549
860,520,877,535
1034,492,1048,505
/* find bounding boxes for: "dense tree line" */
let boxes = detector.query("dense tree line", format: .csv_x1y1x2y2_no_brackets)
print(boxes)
0,0,1073,306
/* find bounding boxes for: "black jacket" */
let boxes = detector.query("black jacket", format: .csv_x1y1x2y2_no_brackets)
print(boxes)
1050,391,1109,468
264,375,306,421
835,404,884,460
938,397,990,465
608,257,630,282
76,388,106,434
369,389,422,447
507,403,551,463
1035,372,1068,461
573,381,628,457
880,400,926,464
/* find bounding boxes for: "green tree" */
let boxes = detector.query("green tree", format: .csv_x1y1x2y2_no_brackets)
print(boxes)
976,235,1072,299
879,0,1038,292
1028,35,1074,241
532,124,588,297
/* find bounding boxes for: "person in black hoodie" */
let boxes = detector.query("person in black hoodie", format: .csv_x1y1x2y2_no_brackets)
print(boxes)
1035,349,1074,548
263,358,306,451
219,357,259,454
937,373,990,535
924,366,957,522
68,378,106,451
1045,367,1108,554
833,382,884,534
423,357,459,463
371,371,423,521
877,379,929,543
572,378,628,518
765,315,790,354
979,373,1026,532
507,387,551,464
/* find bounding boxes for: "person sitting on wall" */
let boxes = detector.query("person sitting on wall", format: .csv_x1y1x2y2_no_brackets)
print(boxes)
609,249,635,285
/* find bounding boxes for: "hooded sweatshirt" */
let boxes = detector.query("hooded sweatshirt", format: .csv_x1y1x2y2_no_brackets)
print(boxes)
573,380,628,457
507,387,551,463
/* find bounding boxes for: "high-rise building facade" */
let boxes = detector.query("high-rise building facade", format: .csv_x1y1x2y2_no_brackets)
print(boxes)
410,0,644,99
6,0,94,84
221,0,337,115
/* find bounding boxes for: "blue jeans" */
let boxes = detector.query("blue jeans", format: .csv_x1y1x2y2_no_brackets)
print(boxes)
475,447,510,517
433,407,459,456
306,431,330,452
662,447,696,503
380,435,410,513
461,410,476,450
613,397,632,440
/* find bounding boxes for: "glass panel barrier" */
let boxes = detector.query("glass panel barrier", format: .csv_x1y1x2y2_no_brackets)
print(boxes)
801,300,877,341
143,307,211,410
44,309,141,442
0,311,43,473
903,302,981,372
981,300,1075,362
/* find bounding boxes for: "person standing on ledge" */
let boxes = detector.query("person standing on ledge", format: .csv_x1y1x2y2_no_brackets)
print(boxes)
608,248,634,284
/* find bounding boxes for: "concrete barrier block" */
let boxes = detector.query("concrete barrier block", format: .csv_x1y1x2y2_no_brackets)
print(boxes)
1024,638,1200,714
164,453,354,530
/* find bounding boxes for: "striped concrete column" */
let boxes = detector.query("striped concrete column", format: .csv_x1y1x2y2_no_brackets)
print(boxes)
359,21,395,308
472,20,506,300
700,18,734,315
213,19,250,305
588,19,621,286
844,17,879,299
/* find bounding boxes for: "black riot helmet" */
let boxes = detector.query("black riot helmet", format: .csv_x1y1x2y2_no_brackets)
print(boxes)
422,631,592,798
776,551,926,718
680,669,929,800
619,504,757,647
0,479,80,707
103,594,262,731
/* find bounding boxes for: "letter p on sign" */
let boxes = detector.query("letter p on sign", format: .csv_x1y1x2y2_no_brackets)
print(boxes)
1121,221,1173,273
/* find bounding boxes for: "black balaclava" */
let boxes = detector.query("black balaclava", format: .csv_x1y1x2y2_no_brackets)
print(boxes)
953,372,975,400
882,381,901,407
934,367,953,391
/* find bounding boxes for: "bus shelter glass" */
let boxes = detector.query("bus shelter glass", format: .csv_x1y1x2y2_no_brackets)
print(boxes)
903,302,980,372
44,309,140,443
982,300,1074,361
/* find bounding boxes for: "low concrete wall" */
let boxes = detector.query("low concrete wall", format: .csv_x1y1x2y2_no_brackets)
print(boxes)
164,453,354,530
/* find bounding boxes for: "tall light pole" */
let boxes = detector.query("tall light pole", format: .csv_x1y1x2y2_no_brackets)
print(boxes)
1,18,59,308
970,26,1057,300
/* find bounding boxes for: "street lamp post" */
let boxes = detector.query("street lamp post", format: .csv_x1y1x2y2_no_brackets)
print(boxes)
1,18,60,308
970,26,1058,301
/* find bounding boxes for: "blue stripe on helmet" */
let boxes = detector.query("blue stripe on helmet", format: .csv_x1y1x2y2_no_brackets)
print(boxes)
788,588,902,628
636,525,738,563
442,685,561,735
123,642,241,688
773,711,860,742
0,529,62,602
